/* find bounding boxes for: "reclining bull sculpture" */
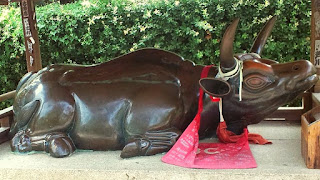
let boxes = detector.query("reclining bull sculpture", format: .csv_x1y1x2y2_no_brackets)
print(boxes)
9,17,318,158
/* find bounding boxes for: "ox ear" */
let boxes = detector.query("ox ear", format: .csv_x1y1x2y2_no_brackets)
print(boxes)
199,78,231,97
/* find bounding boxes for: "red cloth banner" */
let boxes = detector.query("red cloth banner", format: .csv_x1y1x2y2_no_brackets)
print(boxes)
161,65,264,169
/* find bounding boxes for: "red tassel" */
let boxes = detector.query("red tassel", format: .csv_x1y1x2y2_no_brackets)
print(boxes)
217,121,272,145
216,121,245,143
248,133,272,145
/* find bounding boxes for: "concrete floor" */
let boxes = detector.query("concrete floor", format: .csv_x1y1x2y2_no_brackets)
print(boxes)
0,121,320,180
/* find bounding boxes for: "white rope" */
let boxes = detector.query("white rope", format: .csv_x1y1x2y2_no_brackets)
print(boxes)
247,53,261,59
219,98,224,122
217,58,243,101
215,55,257,122
218,58,239,79
239,61,243,101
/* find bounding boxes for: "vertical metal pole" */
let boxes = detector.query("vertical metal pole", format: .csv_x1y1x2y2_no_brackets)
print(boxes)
20,0,42,72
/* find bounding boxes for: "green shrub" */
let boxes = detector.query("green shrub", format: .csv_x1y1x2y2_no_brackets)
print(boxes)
0,6,26,108
0,0,312,109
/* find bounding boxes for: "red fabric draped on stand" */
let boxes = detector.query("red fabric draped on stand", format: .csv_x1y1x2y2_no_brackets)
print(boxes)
161,65,271,169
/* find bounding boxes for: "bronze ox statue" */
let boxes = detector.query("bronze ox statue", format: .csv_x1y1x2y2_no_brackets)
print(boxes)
9,17,318,158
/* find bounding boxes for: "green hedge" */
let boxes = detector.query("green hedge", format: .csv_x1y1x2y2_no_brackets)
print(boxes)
0,0,312,108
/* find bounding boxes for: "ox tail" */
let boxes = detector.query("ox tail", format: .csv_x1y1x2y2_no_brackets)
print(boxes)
9,71,39,138
16,72,36,92
8,100,40,138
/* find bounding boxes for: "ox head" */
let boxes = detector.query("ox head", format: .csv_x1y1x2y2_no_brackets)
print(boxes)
199,17,318,133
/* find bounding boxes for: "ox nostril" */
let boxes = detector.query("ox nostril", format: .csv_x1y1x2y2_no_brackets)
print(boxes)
292,64,301,71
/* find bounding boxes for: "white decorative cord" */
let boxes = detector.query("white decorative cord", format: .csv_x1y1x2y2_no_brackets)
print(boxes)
239,62,243,101
217,58,243,101
219,99,224,122
247,53,261,59
215,55,260,122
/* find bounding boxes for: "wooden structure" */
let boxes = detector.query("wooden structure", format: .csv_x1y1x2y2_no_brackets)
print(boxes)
312,0,320,91
299,0,320,169
0,0,317,155
0,0,42,72
266,92,311,121
0,91,15,143
302,94,320,169
19,0,42,72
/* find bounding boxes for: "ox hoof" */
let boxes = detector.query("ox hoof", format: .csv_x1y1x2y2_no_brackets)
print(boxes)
120,139,150,158
10,130,32,153
46,135,76,158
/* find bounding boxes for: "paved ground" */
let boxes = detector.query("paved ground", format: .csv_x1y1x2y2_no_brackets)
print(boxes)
0,121,320,180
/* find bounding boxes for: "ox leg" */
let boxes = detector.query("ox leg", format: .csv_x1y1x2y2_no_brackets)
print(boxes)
11,130,75,158
120,128,181,158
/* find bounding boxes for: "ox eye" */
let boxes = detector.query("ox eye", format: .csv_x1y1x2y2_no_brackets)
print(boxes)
244,74,272,91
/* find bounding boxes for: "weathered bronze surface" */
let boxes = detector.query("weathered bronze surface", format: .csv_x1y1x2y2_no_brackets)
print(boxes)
9,17,318,158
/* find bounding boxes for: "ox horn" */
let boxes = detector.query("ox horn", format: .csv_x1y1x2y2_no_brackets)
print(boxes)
220,18,239,71
250,16,277,55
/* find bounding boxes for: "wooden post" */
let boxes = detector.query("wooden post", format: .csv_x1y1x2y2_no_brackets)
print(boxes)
20,0,42,72
0,0,42,143
312,0,320,92
0,0,42,72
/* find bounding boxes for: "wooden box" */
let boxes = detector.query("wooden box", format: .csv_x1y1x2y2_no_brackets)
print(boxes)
301,106,320,168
